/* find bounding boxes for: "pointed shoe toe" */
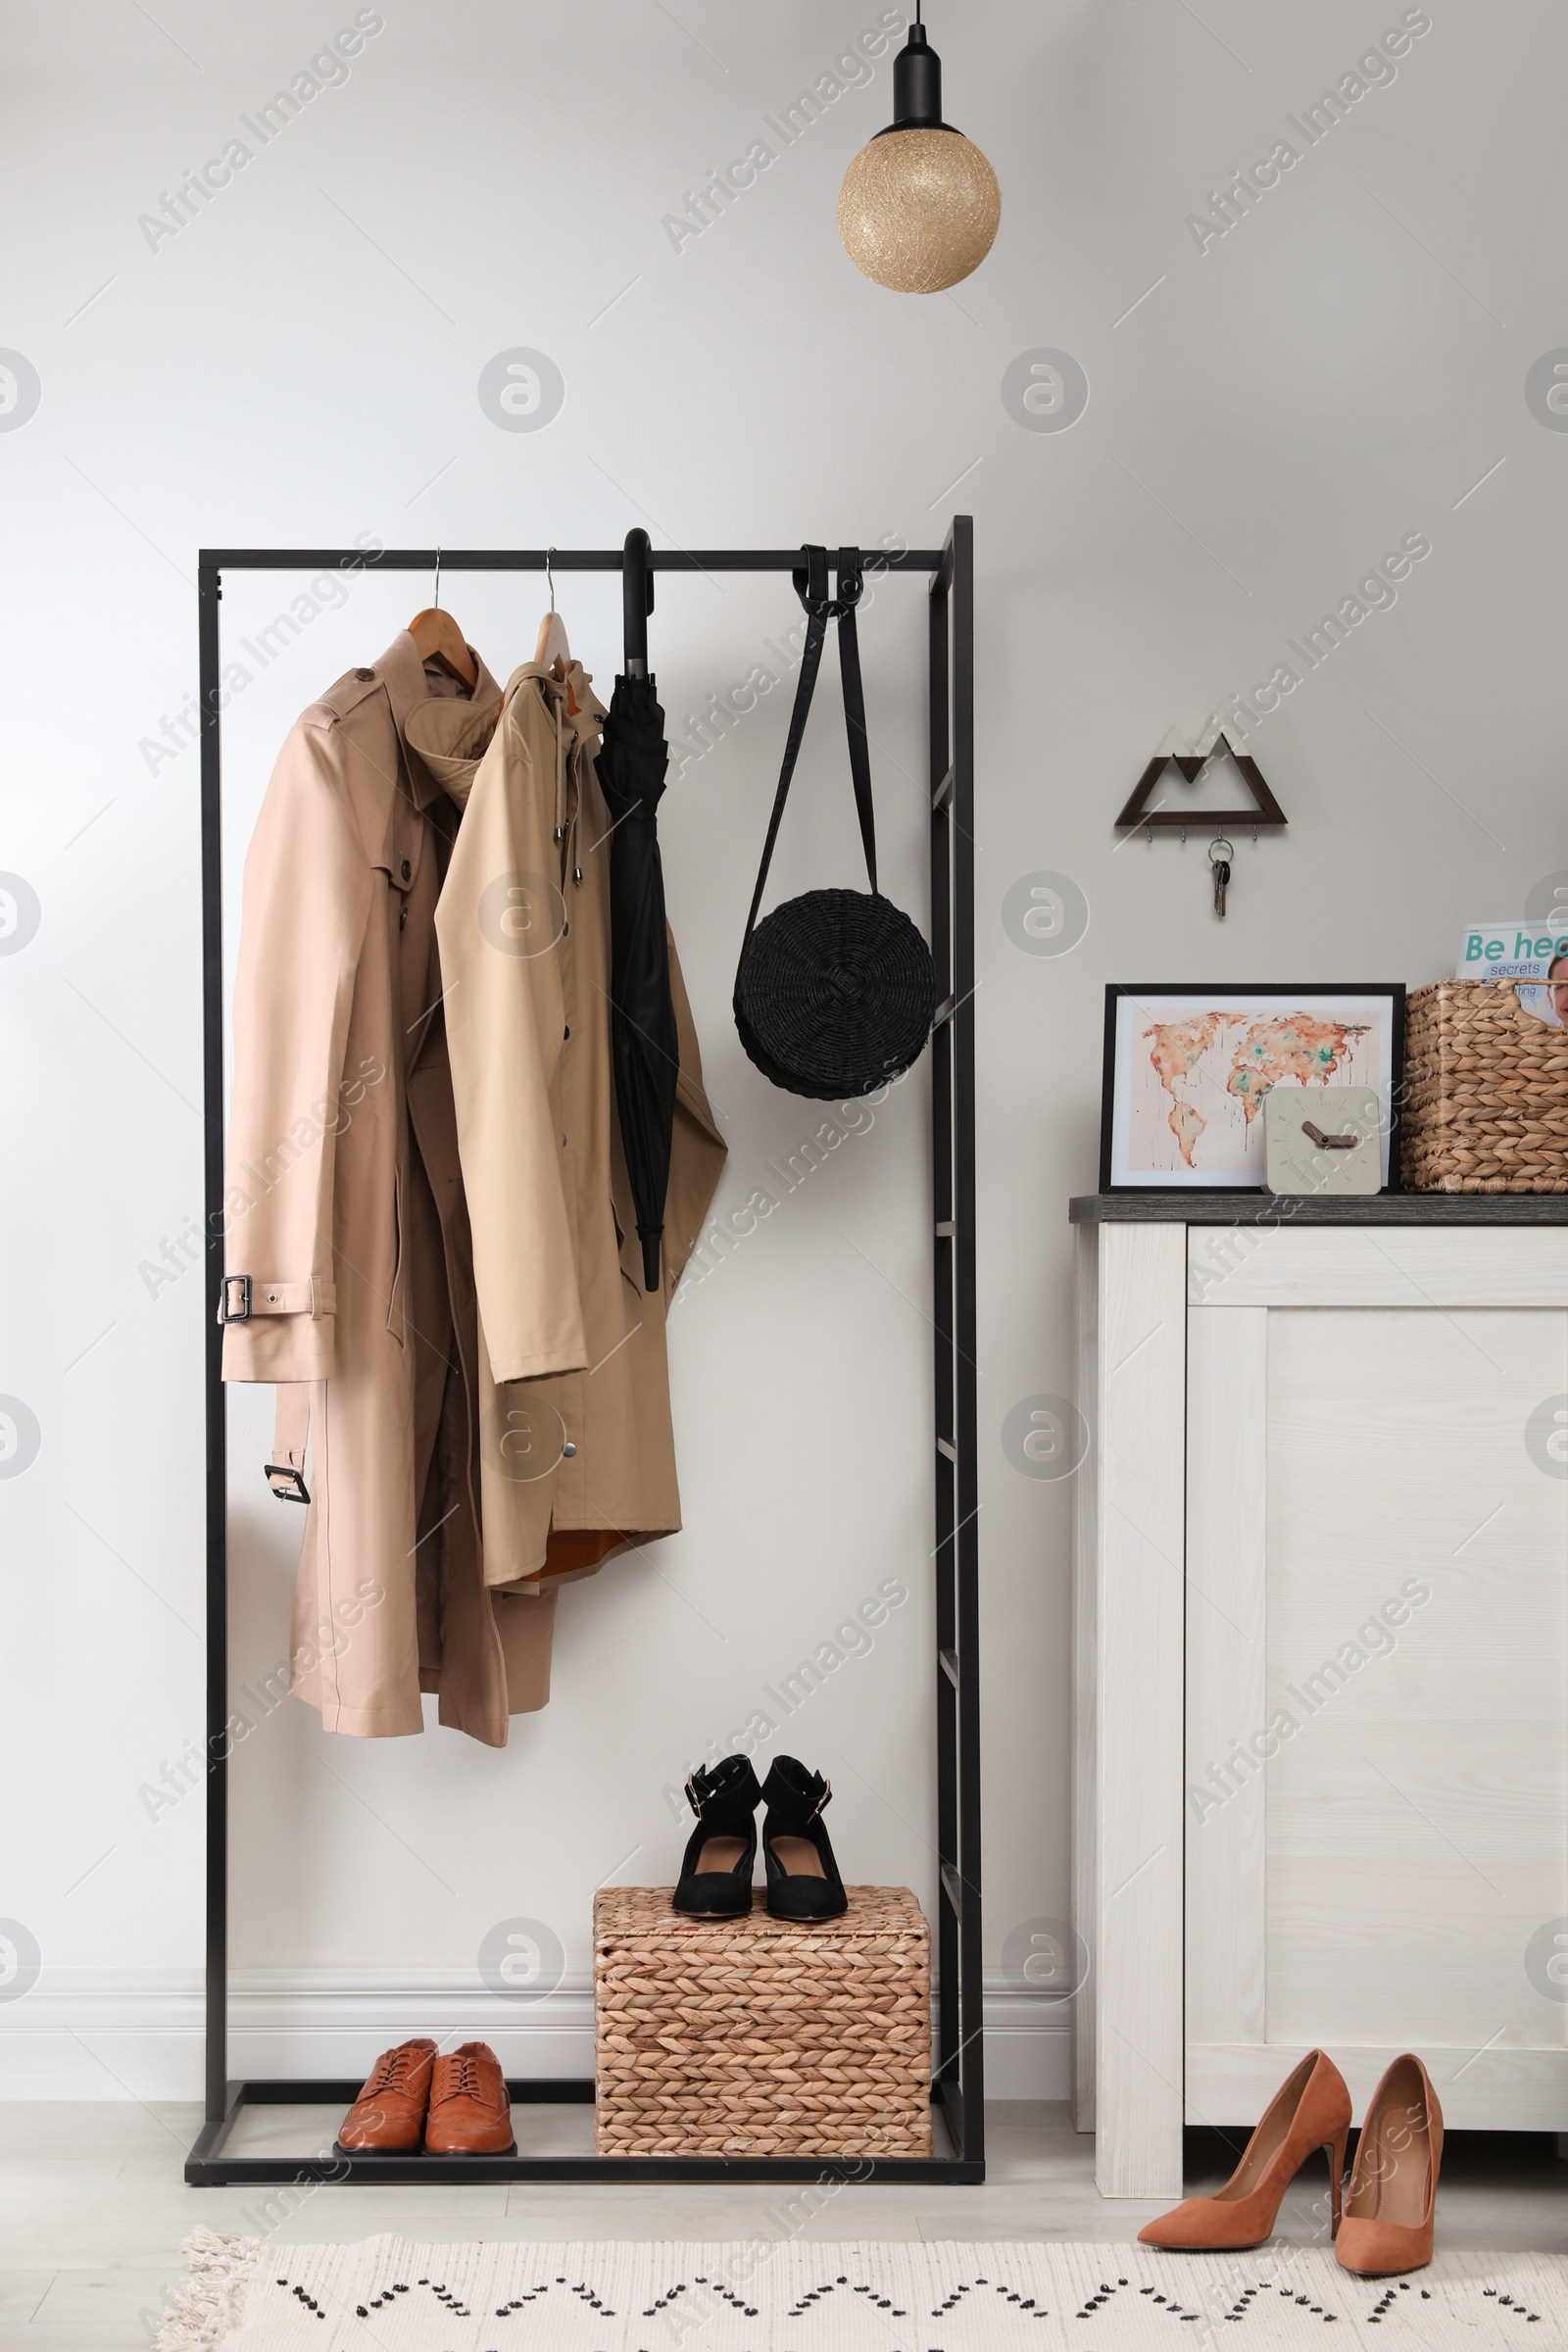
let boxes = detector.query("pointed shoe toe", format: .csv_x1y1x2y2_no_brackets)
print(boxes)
1334,2217,1434,2277
764,1871,848,1923
673,1869,753,1919
1138,2195,1275,2251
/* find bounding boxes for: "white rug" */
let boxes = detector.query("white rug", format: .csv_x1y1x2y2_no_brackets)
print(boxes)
156,2231,1568,2349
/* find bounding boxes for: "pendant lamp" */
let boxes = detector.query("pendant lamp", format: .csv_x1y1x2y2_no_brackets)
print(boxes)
838,4,1001,294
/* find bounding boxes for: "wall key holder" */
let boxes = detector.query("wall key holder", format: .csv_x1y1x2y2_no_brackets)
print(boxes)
1115,733,1288,839
1117,733,1287,920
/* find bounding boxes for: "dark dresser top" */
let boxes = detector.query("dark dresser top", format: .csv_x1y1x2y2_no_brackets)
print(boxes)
1070,1193,1568,1226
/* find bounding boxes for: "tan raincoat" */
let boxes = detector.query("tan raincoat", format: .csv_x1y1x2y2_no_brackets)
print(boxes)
409,659,726,1588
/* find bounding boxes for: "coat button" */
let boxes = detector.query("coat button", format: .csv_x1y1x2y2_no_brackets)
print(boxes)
354,667,374,681
400,858,412,882
563,1025,570,1040
399,906,408,930
562,1442,577,1458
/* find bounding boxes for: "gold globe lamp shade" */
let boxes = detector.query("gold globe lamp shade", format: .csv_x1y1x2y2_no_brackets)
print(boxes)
838,15,1000,294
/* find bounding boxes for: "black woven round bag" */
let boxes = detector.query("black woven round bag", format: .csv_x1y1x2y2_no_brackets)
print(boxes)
735,548,935,1100
736,887,935,1101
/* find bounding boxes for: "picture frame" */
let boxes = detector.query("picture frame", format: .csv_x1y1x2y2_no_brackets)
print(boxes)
1099,982,1406,1192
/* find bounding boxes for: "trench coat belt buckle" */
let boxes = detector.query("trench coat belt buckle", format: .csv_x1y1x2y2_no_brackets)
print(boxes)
219,1273,252,1322
264,1460,311,1504
266,1386,311,1504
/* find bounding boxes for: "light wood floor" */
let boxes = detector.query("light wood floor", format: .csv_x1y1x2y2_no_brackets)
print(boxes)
3,2104,1564,2349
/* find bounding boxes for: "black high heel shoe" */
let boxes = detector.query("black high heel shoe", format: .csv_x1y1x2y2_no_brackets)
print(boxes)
760,1756,848,1920
672,1754,761,1917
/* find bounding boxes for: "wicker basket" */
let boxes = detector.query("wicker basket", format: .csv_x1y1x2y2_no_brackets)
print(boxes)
592,1885,932,2158
1403,980,1568,1192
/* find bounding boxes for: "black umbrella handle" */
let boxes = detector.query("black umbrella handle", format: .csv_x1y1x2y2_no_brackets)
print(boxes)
742,546,876,939
622,526,654,679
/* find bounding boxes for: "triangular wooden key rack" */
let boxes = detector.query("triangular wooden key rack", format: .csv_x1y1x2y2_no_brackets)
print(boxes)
1115,734,1288,832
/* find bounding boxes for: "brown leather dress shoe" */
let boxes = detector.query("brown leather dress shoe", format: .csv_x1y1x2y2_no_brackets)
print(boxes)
1138,2050,1352,2250
1336,2054,1443,2277
336,2037,437,2152
424,2040,515,2155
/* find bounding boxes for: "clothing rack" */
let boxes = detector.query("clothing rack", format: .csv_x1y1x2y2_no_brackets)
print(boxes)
185,523,980,2185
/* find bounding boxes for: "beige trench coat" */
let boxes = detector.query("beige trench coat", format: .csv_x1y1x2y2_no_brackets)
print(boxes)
408,661,726,1587
221,631,557,1745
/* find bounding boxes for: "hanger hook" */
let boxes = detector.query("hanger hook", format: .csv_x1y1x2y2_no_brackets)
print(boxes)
546,546,556,614
433,545,442,612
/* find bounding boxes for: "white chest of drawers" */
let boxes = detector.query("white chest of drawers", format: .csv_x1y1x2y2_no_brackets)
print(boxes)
1071,1196,1568,2198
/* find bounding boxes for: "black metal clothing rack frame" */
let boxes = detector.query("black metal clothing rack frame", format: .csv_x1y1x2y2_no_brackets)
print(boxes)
185,524,980,2185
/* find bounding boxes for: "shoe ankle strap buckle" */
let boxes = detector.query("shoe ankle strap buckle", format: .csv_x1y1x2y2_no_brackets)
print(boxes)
684,1771,705,1819
807,1775,832,1824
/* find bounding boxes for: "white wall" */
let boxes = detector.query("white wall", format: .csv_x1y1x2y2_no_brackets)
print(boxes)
3,0,1563,2103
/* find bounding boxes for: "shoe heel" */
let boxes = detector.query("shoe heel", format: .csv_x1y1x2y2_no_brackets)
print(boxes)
1325,2126,1349,2236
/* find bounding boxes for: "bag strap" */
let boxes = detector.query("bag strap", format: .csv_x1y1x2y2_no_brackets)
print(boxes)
835,551,877,898
743,545,875,939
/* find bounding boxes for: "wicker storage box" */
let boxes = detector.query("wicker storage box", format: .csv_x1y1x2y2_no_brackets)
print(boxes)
593,1885,932,2157
1403,981,1568,1193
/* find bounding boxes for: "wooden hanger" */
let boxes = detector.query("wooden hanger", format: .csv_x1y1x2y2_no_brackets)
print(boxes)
408,549,477,688
534,550,578,713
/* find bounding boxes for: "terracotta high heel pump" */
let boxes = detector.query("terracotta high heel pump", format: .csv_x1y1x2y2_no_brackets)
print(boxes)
1335,2054,1443,2277
1138,2051,1351,2251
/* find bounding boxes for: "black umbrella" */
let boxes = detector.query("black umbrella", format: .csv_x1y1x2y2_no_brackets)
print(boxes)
595,670,681,1293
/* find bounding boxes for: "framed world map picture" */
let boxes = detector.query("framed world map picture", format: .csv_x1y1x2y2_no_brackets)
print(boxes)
1100,983,1406,1191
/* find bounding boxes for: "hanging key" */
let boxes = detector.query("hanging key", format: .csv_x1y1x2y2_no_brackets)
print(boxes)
1208,835,1233,920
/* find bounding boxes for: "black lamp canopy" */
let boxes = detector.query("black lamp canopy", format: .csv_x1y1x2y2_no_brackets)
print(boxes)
879,17,963,137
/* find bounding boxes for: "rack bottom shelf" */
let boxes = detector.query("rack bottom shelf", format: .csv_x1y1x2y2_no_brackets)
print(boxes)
184,2078,982,2185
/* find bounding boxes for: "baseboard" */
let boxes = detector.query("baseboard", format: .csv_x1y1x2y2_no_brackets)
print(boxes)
0,1973,1071,2103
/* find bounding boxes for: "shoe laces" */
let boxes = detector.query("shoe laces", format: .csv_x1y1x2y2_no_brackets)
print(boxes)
365,2045,422,2096
443,2051,490,2104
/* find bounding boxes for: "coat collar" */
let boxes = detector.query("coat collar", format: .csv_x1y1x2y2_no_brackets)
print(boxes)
403,658,609,810
403,695,500,810
368,629,503,810
510,658,609,753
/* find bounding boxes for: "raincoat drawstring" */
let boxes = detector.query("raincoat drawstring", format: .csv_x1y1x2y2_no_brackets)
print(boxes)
545,669,587,885
552,686,565,844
